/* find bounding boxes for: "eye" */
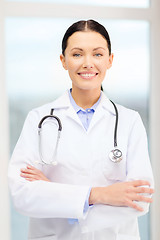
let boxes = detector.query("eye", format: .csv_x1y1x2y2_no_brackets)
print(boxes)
73,53,81,57
94,53,103,57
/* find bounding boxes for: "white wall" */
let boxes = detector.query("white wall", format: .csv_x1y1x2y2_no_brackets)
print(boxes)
0,1,10,239
150,0,160,239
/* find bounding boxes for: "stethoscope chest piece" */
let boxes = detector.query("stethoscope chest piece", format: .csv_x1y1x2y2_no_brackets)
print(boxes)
109,148,123,163
109,100,123,163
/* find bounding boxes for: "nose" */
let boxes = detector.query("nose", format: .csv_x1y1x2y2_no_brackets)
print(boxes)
82,56,94,69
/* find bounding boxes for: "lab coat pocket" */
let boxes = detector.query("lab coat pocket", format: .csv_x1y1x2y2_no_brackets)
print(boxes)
102,157,126,182
116,233,140,240
29,235,57,240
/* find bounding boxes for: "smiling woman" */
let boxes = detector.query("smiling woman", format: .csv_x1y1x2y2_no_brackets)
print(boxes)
60,31,113,106
8,19,154,240
60,20,113,108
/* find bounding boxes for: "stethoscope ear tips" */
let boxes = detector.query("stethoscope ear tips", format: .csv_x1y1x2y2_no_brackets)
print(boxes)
109,148,123,163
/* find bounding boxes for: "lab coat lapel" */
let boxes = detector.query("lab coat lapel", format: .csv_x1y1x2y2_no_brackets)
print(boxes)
51,91,116,131
64,92,116,131
87,92,116,133
52,91,85,129
65,106,84,128
87,104,105,132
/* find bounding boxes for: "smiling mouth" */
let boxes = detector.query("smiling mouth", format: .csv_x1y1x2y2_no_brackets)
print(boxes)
78,73,98,79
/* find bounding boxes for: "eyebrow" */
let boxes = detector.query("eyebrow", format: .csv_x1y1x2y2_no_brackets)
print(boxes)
93,47,106,51
70,47,106,51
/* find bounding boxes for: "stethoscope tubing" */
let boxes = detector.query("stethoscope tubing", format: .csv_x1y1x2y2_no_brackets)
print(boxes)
37,101,123,165
38,115,62,131
38,109,62,165
110,100,118,148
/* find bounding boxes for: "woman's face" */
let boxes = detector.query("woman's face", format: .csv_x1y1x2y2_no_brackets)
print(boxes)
60,31,113,92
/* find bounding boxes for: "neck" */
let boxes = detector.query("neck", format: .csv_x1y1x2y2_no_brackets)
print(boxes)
71,87,101,109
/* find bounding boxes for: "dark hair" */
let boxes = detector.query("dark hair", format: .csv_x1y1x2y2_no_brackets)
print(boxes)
62,19,111,56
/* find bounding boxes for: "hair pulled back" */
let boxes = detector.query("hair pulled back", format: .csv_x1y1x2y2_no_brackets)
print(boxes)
62,19,111,56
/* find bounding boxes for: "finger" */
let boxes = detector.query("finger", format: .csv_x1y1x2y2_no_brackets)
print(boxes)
20,165,38,173
21,171,46,181
20,168,27,173
21,168,40,175
20,172,39,179
20,172,32,178
27,165,37,170
129,192,153,203
135,187,154,194
25,177,38,182
21,168,34,173
25,168,49,180
126,199,144,212
135,195,153,203
27,166,43,176
132,180,151,187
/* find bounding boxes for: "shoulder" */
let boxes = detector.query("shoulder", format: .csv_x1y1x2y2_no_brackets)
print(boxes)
101,93,145,134
27,91,70,120
114,103,147,139
116,103,139,118
116,102,143,129
101,92,140,121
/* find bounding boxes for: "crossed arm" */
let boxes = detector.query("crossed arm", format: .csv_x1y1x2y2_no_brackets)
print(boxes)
20,165,154,212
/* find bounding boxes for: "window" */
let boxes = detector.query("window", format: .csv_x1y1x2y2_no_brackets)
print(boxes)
6,0,150,8
6,17,150,240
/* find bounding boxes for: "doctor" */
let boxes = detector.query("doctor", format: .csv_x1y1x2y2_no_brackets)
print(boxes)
8,20,154,240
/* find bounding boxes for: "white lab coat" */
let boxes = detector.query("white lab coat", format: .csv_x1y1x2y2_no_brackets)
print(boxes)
8,91,154,240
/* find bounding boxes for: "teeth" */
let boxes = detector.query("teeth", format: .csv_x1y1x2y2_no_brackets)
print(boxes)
80,73,96,77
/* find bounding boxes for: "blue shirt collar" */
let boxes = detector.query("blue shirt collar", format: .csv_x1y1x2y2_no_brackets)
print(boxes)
68,89,102,113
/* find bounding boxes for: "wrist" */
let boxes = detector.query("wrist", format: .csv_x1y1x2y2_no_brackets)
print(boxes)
89,187,103,205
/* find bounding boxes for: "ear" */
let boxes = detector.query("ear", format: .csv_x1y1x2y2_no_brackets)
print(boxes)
60,54,68,70
107,53,114,69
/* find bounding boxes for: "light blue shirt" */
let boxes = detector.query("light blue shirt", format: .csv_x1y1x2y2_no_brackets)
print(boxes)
68,89,101,224
68,89,101,130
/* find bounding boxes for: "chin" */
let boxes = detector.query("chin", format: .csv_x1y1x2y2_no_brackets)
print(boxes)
75,86,101,92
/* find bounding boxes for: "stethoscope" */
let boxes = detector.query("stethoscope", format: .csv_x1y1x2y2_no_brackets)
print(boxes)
37,101,123,165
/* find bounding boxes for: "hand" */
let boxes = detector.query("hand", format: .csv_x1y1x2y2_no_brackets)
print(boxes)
20,165,50,182
89,180,154,211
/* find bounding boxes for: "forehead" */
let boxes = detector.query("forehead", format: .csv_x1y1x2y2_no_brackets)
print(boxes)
66,31,108,50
